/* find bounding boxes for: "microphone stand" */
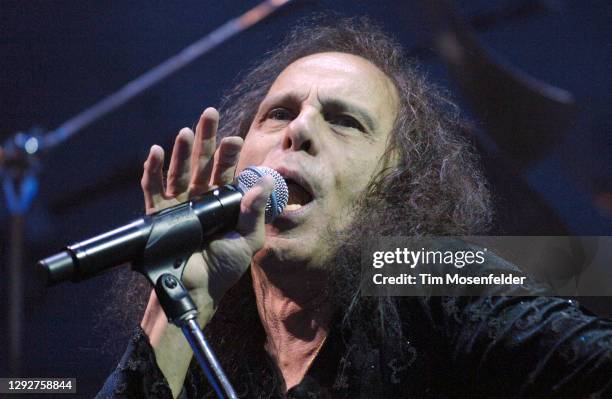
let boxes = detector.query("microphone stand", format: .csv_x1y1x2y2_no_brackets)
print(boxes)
150,273,237,399
1,0,293,393
131,195,237,398
2,129,41,375
154,275,237,399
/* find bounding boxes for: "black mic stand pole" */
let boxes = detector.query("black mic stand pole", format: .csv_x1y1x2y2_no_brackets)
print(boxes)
155,276,237,399
131,197,238,398
2,128,42,375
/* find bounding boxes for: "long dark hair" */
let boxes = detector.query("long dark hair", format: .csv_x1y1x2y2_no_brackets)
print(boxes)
189,16,493,398
100,14,494,398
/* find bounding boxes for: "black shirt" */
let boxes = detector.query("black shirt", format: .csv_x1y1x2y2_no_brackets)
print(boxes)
96,294,612,398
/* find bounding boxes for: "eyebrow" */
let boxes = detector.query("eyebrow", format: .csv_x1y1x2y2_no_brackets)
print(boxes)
261,92,378,132
319,97,378,133
260,92,306,110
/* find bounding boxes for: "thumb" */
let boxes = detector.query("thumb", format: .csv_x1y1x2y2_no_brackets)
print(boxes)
236,174,275,239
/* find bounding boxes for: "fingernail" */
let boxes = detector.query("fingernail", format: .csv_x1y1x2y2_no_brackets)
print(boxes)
203,107,219,117
220,150,239,164
261,175,275,195
253,176,274,209
150,146,163,170
179,127,193,137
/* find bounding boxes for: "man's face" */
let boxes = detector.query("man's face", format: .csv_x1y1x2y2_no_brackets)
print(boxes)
236,52,398,270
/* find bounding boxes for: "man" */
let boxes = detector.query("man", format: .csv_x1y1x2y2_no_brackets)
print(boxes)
98,18,611,398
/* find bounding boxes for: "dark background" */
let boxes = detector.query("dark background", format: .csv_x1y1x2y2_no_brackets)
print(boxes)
1,1,610,397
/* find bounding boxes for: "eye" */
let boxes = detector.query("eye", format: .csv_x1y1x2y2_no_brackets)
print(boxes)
267,107,295,121
329,114,365,131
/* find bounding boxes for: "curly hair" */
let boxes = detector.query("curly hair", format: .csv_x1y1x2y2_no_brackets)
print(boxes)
101,14,494,397
216,16,491,236
193,15,494,398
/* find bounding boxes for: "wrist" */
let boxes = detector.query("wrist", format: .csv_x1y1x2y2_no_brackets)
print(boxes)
140,287,217,346
140,290,168,347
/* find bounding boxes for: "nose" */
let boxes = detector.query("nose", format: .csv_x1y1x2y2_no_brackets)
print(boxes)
281,107,319,155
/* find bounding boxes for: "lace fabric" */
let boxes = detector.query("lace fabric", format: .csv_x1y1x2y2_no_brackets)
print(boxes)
97,294,612,399
95,326,175,399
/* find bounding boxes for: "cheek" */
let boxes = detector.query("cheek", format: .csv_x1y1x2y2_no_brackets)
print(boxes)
323,153,383,229
236,133,272,172
336,150,383,197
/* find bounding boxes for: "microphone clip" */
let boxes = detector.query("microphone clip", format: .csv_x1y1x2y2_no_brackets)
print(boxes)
133,200,202,322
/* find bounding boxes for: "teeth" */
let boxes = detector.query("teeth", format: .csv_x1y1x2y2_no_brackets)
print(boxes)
285,204,303,211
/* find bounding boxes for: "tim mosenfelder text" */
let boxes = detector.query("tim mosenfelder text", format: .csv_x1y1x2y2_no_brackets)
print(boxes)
370,248,527,287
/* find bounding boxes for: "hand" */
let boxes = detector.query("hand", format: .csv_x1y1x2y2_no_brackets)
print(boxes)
140,107,272,304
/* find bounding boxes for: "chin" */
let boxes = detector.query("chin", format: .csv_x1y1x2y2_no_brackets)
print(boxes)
254,233,318,272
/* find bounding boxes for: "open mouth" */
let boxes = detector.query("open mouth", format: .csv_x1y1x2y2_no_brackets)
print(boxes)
285,179,314,212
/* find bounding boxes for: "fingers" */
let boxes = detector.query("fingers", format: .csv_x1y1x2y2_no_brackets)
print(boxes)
211,136,243,186
236,175,274,246
190,108,219,195
141,145,166,212
166,128,194,197
141,107,226,216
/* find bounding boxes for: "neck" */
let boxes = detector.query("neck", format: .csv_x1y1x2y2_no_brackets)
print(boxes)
250,262,330,391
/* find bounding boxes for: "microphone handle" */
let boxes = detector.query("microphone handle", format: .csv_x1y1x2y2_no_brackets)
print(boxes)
39,185,243,285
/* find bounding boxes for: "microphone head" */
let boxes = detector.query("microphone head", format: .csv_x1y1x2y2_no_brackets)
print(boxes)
237,166,288,222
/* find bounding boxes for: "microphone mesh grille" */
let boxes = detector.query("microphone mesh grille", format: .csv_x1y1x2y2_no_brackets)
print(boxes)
237,166,288,221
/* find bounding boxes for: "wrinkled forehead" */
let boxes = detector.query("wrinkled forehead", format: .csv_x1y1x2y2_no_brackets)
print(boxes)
267,52,399,132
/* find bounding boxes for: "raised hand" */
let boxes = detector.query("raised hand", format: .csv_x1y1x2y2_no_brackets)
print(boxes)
140,107,273,303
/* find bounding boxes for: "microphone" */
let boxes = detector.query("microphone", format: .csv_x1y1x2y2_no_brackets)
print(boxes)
38,166,288,285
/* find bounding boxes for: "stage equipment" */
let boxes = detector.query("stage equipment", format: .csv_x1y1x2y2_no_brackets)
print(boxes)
417,0,577,167
39,166,287,399
0,0,293,388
